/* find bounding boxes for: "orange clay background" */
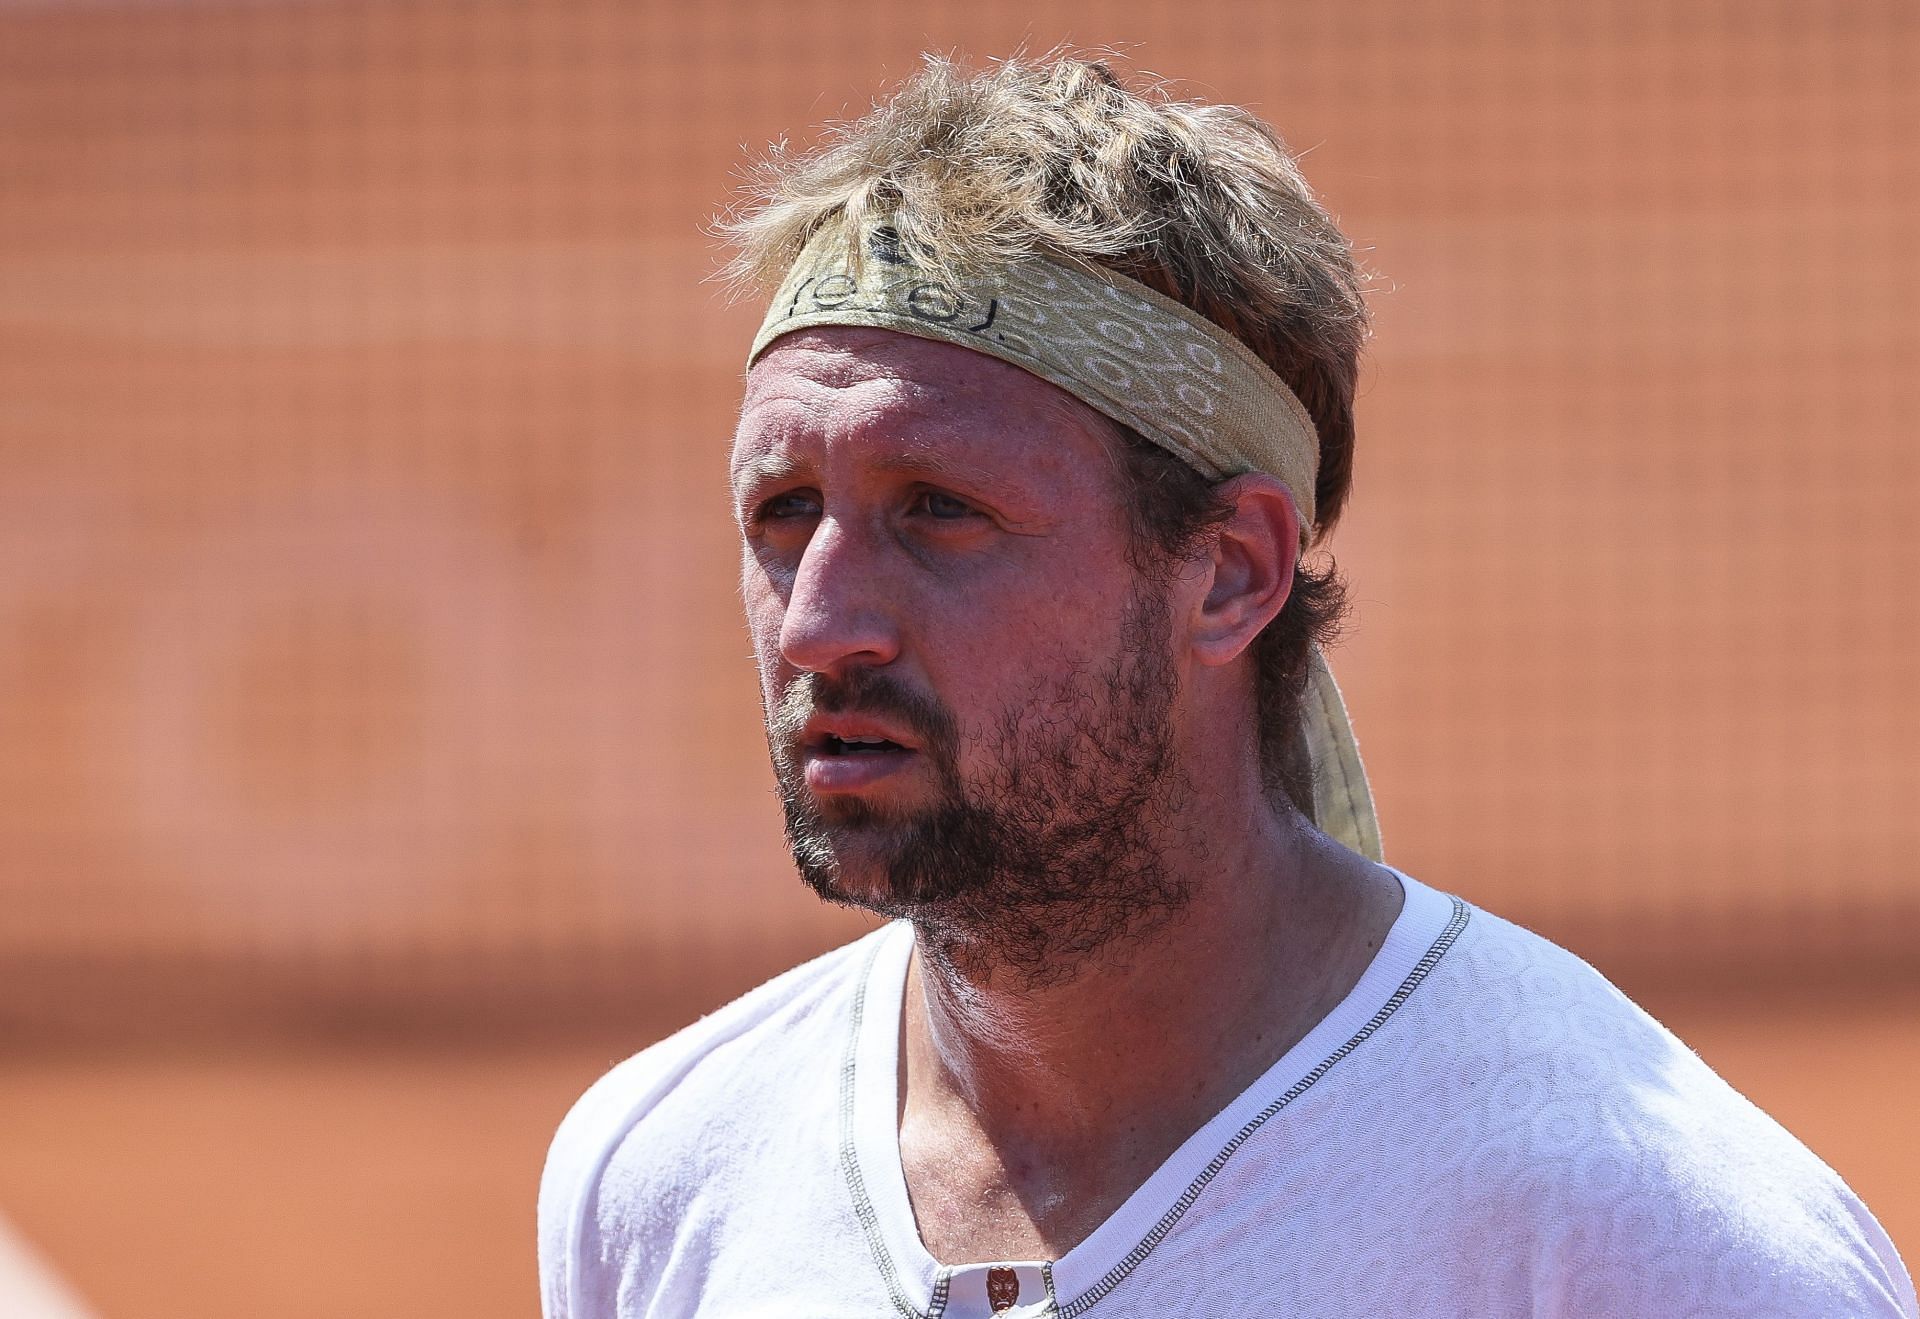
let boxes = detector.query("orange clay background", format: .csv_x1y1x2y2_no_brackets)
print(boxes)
0,3,1915,1316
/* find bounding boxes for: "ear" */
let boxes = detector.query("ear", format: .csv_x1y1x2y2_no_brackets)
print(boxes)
1189,474,1301,668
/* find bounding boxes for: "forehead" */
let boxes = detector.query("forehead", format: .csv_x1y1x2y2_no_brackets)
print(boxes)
733,327,1125,489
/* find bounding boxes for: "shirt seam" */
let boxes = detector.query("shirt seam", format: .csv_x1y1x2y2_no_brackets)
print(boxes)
840,932,933,1319
1056,896,1473,1316
840,898,1474,1319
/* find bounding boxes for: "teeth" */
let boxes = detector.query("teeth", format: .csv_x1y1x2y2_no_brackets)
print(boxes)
826,734,900,753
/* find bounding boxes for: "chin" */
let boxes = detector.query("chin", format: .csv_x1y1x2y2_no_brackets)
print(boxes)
779,774,990,915
799,858,922,918
808,870,902,912
790,823,906,907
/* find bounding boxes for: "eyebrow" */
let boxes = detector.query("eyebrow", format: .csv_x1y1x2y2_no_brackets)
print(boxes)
867,449,1005,487
732,447,1019,496
731,451,808,488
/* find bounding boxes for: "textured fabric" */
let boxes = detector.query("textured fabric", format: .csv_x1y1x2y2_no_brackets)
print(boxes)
538,872,1918,1318
748,224,1321,545
1301,648,1380,861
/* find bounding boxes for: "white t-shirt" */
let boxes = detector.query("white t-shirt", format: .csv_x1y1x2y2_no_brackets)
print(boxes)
539,873,1918,1318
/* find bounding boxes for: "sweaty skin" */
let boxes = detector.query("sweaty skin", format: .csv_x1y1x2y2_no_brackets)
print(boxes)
732,326,1403,1264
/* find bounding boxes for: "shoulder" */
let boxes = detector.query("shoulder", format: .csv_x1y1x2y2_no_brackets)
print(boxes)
1394,894,1918,1316
536,923,901,1319
540,924,894,1189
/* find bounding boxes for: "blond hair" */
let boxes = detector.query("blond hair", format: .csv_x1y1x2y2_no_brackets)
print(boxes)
722,52,1371,535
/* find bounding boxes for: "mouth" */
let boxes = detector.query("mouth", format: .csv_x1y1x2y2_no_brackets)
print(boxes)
799,721,921,793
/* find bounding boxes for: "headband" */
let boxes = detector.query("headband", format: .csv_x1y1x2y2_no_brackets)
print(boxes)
751,224,1321,551
747,223,1382,861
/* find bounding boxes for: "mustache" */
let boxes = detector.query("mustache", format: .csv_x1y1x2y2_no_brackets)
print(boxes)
772,668,958,757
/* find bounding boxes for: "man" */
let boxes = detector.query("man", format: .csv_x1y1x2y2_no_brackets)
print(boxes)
540,55,1916,1318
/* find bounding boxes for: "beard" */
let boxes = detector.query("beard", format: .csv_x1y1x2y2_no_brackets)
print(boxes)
764,584,1198,985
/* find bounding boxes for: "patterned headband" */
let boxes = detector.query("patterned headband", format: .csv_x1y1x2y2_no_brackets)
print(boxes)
748,223,1322,551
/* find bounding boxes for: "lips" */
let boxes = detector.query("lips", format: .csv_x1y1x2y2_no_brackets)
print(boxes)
801,716,919,757
799,716,920,792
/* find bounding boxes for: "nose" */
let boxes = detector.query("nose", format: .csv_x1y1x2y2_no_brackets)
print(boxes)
777,513,903,674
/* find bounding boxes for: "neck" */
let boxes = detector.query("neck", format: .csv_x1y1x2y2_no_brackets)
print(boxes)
897,800,1402,1258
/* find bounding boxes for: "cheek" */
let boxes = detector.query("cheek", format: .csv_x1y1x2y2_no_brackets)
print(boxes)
940,588,1135,718
986,564,1134,649
739,562,787,679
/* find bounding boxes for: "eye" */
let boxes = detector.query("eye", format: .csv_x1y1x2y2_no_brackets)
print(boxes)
912,489,976,520
751,489,822,524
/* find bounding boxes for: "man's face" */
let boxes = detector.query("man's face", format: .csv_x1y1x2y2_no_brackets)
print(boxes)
730,327,1196,974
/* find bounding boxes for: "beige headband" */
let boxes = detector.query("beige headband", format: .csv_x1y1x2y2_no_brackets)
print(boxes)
748,224,1381,861
750,224,1321,550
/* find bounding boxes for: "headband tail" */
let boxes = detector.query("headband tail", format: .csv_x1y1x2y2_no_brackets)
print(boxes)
1302,645,1383,862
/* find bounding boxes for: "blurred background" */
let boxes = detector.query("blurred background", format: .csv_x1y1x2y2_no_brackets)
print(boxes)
0,1,1915,1315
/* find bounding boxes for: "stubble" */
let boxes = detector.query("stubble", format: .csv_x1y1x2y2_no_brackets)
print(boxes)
765,585,1199,987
